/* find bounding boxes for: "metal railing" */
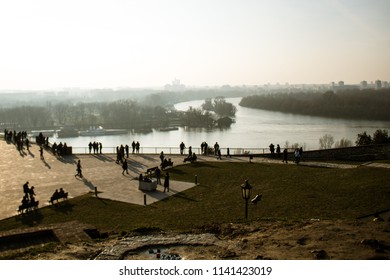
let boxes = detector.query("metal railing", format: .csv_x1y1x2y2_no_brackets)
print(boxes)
70,146,293,155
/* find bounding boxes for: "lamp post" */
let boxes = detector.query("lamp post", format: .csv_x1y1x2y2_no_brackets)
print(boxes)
241,180,252,219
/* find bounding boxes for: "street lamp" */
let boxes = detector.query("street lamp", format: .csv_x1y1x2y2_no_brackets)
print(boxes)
241,179,252,219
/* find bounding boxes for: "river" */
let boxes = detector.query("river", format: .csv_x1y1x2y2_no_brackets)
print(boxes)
49,98,390,153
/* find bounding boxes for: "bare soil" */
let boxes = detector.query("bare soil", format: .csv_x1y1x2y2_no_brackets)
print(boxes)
19,219,390,260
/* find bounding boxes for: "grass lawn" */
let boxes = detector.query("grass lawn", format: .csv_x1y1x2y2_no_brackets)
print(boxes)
1,162,389,234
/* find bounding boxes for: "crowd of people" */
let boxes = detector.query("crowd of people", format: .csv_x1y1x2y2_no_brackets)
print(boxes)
4,129,30,152
4,127,310,213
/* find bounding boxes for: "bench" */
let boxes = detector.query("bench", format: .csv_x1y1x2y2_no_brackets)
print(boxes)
49,192,68,204
18,201,39,214
161,161,173,170
183,157,197,163
146,166,159,174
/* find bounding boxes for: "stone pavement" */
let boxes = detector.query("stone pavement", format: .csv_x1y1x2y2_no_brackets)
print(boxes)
0,140,248,221
1,139,388,221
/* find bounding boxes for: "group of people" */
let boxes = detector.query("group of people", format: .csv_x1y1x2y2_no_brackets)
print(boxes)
88,141,102,154
20,181,38,211
132,141,141,154
159,151,174,169
116,141,141,163
4,129,30,152
269,143,303,164
51,142,68,156
116,144,128,164
184,152,197,163
50,188,68,203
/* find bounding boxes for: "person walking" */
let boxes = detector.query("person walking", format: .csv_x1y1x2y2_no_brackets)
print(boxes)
75,160,83,178
122,159,129,175
163,172,170,192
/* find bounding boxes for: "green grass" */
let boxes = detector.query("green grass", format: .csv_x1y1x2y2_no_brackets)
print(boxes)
1,162,389,234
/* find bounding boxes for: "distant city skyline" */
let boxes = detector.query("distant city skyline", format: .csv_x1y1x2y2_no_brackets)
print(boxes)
0,0,389,90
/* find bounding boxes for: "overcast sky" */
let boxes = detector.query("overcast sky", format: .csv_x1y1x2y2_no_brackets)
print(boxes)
0,0,389,90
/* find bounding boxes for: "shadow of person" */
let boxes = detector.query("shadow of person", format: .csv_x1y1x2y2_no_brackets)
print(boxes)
15,210,44,227
82,178,96,191
42,159,51,169
28,150,35,158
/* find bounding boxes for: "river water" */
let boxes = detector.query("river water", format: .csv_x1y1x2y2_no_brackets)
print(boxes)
49,98,390,153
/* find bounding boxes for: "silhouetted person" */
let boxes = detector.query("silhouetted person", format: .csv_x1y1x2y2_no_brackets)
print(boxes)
155,166,162,185
160,151,165,163
269,143,275,157
163,172,170,192
132,141,136,153
23,181,30,195
75,160,83,178
122,159,129,175
283,148,288,164
276,144,281,159
180,142,185,155
217,149,222,160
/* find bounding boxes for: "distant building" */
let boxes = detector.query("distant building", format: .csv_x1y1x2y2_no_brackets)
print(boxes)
338,81,344,87
360,80,368,89
375,80,382,90
164,78,186,91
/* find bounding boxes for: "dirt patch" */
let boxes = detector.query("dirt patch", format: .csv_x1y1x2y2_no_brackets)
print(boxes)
8,219,388,260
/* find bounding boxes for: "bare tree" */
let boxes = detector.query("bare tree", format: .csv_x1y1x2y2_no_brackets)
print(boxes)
335,138,353,148
319,134,334,149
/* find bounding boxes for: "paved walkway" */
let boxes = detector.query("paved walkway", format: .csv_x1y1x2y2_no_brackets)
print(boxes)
1,139,389,221
0,140,249,220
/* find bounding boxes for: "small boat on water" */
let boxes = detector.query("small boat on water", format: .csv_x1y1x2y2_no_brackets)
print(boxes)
28,130,56,137
78,126,128,136
158,127,179,132
56,127,79,138
132,128,153,134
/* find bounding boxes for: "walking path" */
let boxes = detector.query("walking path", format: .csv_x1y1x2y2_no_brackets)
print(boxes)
1,140,389,221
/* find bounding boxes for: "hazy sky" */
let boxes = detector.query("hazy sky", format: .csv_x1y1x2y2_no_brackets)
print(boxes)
0,0,389,90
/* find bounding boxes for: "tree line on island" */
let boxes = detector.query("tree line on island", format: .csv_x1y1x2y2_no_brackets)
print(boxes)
0,97,237,130
239,88,390,121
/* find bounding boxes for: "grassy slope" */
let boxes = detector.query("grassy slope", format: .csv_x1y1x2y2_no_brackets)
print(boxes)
1,162,389,233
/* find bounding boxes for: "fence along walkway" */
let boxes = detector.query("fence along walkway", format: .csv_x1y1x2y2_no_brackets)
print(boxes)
70,146,280,155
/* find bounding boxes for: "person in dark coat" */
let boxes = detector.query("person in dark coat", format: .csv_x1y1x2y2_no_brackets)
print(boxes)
75,160,83,178
23,181,30,195
155,166,162,185
282,148,288,164
163,172,170,192
122,159,129,175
